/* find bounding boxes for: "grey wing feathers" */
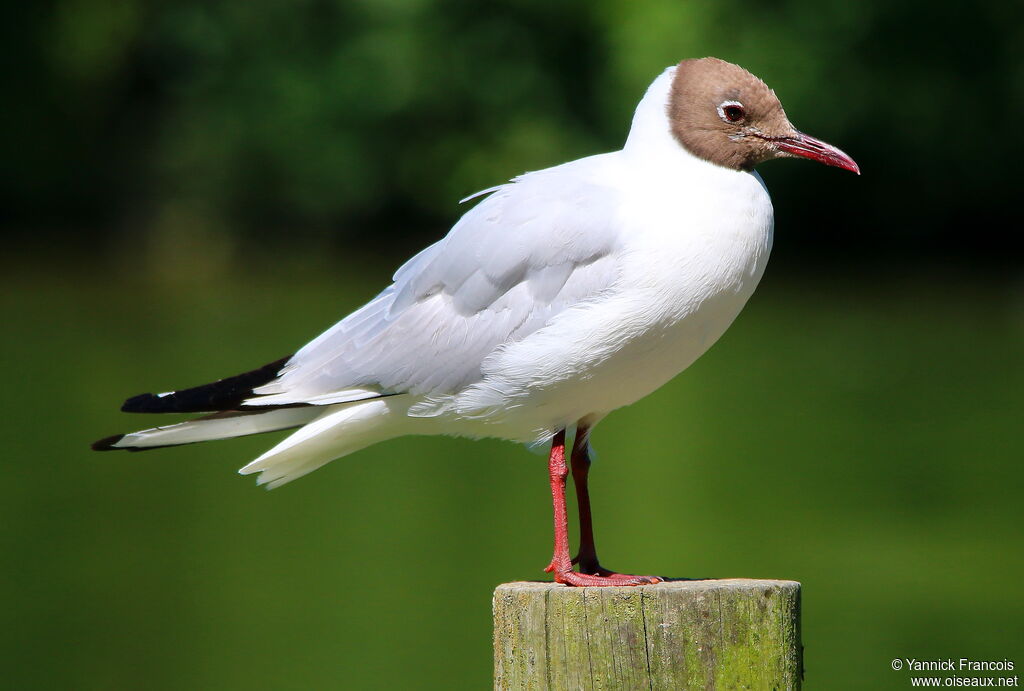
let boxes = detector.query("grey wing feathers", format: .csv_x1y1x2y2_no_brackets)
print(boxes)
249,168,621,407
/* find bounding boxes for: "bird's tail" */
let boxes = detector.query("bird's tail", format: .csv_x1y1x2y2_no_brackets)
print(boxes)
93,350,415,487
93,397,413,488
238,397,413,489
92,408,320,452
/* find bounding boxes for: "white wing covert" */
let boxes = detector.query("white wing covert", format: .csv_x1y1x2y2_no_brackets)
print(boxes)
249,164,623,407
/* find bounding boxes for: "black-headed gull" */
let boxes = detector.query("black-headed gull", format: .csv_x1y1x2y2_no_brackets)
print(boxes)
95,58,858,586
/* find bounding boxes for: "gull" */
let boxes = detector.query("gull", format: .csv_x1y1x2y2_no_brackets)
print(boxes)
94,58,858,586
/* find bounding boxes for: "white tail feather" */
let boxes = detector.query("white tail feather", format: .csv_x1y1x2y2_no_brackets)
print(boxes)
238,398,413,489
111,408,319,449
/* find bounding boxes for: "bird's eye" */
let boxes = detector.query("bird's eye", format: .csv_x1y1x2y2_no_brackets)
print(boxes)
719,102,746,123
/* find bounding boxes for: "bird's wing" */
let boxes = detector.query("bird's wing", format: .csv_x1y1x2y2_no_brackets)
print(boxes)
248,164,622,406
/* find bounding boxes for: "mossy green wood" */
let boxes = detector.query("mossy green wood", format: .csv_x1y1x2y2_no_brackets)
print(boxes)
493,579,802,690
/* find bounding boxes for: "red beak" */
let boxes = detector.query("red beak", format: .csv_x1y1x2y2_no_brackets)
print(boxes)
775,131,860,175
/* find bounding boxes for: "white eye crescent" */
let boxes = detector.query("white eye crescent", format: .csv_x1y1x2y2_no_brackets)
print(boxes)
718,101,746,123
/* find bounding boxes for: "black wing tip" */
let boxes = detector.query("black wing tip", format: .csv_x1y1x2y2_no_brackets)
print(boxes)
121,393,164,413
117,355,294,414
92,434,126,451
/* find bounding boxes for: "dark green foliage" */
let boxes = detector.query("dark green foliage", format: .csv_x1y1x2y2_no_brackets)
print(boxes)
3,0,1022,262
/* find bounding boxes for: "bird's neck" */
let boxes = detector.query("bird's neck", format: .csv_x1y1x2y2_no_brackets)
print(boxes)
623,67,705,171
622,66,752,183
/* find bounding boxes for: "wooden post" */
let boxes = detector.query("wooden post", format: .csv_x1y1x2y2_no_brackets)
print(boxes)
493,579,801,690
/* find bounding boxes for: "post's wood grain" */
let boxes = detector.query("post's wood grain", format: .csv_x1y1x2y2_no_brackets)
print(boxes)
493,579,802,690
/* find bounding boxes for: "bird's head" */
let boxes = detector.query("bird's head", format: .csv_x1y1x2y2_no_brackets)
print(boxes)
668,57,859,175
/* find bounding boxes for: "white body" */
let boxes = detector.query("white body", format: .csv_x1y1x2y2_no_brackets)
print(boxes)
117,66,774,487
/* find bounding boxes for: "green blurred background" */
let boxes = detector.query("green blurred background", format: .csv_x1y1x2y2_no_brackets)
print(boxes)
3,0,1022,689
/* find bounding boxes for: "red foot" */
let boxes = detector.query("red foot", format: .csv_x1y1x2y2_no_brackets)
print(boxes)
554,569,660,587
545,560,660,587
573,554,660,581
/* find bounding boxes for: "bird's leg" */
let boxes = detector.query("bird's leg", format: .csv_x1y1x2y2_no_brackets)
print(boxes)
544,429,660,587
543,430,573,577
567,428,661,584
569,427,603,575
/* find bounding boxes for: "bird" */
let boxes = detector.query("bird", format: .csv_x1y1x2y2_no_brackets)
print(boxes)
93,57,858,587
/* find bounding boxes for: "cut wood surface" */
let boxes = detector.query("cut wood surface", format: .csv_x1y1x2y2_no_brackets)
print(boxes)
493,579,801,690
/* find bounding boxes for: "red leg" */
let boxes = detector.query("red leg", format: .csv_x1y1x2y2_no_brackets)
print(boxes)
569,427,661,583
544,428,660,587
570,426,602,574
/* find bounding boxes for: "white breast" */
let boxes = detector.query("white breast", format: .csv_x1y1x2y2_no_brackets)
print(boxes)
437,154,774,443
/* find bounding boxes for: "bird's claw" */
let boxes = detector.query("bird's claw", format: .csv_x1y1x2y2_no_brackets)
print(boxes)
545,558,661,586
553,569,661,587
